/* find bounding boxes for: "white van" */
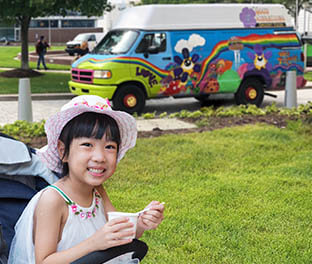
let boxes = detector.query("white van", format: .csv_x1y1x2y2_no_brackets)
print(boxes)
65,32,105,56
69,4,306,114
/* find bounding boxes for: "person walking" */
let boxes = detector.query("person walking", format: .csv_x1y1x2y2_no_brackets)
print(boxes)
35,36,50,70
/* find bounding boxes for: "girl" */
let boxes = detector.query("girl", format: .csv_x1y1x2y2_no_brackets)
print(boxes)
8,95,165,264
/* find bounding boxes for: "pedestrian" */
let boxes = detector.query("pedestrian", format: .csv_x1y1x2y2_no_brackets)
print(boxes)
8,95,165,263
74,41,89,62
35,35,50,70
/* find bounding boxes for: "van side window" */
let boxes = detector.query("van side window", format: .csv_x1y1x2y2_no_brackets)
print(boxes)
136,33,166,53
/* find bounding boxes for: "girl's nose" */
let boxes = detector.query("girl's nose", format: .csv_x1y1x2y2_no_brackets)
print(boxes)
92,147,106,162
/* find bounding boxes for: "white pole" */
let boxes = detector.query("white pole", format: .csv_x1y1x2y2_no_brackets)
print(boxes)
284,71,297,108
296,0,299,30
18,78,33,122
48,19,51,46
304,8,307,34
308,11,311,32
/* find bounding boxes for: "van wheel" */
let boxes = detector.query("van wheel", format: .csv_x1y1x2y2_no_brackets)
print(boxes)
113,84,146,114
235,78,264,107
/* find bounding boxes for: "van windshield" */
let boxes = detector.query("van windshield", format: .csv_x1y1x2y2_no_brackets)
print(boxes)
93,30,139,55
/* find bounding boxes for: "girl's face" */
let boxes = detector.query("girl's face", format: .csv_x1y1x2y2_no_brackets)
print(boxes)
59,134,118,186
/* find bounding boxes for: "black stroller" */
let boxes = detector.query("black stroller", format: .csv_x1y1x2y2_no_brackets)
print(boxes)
0,133,147,264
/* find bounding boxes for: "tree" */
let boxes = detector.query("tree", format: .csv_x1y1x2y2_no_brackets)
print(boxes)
0,0,110,70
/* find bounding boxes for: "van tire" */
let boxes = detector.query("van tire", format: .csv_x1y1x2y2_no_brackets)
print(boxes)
113,84,146,114
235,78,264,107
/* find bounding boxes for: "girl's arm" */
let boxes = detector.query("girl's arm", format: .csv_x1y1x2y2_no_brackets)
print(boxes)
34,188,134,264
96,186,165,239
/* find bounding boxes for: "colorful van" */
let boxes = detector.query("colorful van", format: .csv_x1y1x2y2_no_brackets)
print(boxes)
69,4,306,114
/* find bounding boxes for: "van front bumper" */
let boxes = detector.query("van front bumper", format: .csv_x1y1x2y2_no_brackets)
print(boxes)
68,81,117,99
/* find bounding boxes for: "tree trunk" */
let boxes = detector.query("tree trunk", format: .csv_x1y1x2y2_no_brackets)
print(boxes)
20,16,31,70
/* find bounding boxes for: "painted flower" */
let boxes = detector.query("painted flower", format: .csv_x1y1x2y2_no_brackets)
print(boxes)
239,7,256,28
163,80,181,96
173,48,201,82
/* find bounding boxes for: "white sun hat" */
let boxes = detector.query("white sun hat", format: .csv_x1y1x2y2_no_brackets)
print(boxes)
37,95,137,173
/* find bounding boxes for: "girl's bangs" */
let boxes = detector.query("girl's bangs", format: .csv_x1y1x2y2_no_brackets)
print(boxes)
72,112,120,144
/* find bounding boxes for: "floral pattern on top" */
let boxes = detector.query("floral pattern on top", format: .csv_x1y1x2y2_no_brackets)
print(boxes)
66,191,101,220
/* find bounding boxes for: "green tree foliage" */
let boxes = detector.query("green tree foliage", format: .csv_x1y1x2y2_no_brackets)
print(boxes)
0,0,110,69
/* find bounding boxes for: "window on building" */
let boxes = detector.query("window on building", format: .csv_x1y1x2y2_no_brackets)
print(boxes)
29,20,58,28
61,20,95,28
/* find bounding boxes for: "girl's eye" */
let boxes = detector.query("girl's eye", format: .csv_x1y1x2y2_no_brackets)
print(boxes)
106,144,117,150
81,142,92,147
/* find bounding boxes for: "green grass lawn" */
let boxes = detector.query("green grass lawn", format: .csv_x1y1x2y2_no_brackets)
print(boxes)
305,71,312,81
106,123,312,263
0,46,70,70
0,71,70,94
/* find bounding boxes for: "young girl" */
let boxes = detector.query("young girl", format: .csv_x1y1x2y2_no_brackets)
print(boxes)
8,95,165,264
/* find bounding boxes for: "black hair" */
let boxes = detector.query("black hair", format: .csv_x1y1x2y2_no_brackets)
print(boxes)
58,112,121,177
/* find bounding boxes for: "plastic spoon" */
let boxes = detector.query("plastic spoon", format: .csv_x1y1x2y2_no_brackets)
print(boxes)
136,202,165,215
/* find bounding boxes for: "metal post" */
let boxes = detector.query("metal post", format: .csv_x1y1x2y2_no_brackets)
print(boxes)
296,0,299,30
18,78,33,122
48,19,51,46
284,71,297,108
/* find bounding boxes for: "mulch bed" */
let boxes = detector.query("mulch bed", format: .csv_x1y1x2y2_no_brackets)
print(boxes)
138,114,297,138
0,69,43,78
26,114,301,149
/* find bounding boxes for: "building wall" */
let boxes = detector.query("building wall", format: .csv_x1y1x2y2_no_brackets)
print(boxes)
28,27,103,44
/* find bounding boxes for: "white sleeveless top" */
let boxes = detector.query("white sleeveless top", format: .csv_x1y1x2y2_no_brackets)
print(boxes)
8,185,107,263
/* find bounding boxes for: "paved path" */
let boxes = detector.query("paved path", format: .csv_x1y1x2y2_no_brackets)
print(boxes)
0,98,198,131
1,89,312,129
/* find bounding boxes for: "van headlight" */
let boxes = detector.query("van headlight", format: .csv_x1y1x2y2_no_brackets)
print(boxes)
93,70,112,79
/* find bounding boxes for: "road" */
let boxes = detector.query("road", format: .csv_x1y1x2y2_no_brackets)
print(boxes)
143,89,312,113
1,89,312,126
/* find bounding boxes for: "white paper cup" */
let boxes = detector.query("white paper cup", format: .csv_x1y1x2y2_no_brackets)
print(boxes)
107,212,138,239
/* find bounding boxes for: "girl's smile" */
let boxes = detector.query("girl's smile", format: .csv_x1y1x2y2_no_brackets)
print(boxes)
60,135,118,186
87,167,107,177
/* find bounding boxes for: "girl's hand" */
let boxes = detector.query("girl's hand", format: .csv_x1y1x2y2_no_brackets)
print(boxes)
137,201,165,231
91,217,135,251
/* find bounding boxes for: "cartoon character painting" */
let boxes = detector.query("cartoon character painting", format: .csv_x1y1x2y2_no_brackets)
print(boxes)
158,32,304,98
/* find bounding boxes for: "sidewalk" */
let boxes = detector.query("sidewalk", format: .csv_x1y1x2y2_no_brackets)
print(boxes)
0,98,197,131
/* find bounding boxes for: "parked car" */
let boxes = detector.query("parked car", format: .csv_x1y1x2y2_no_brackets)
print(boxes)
0,37,15,45
65,33,105,56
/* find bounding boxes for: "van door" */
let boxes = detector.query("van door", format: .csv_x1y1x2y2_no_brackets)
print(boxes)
132,32,170,96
